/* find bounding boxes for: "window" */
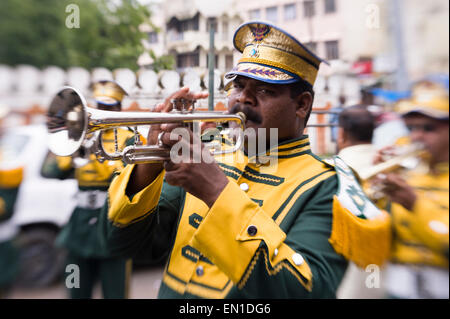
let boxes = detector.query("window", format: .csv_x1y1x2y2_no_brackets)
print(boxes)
304,42,317,53
266,6,278,23
225,54,234,70
324,0,336,13
148,31,158,44
284,3,297,20
325,40,339,60
177,51,200,68
249,9,261,20
180,14,199,32
222,21,229,40
304,0,315,17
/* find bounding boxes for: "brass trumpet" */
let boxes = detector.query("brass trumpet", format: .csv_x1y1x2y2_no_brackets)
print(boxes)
359,143,426,200
46,87,246,164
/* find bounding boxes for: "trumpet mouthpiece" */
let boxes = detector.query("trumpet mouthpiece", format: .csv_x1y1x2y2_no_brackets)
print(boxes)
236,111,246,122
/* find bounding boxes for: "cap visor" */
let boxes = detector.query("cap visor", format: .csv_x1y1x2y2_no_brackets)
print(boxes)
401,108,449,120
95,96,120,106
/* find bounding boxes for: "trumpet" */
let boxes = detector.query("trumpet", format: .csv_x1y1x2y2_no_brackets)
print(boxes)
46,87,246,164
359,143,426,200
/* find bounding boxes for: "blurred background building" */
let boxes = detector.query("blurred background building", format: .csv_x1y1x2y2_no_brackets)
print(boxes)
1,0,447,152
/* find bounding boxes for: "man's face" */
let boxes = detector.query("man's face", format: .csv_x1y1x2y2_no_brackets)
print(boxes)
227,76,304,143
404,114,449,160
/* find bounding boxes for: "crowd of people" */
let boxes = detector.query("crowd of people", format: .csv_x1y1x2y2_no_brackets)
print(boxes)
0,20,448,299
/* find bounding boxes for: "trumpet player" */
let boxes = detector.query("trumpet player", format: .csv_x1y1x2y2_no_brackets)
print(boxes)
43,80,135,299
373,83,449,299
97,21,393,299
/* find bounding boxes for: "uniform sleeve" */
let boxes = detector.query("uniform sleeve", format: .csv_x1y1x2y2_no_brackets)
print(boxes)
98,164,184,264
0,167,23,221
40,152,74,179
190,174,348,298
408,195,449,255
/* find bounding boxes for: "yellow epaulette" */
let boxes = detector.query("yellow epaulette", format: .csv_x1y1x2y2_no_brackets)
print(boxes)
328,156,392,268
0,166,24,188
56,156,73,171
329,198,392,268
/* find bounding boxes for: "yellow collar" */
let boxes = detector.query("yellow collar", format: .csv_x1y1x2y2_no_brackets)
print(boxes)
245,135,311,162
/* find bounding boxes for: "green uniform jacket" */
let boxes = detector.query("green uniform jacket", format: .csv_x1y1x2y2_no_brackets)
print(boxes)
99,136,348,298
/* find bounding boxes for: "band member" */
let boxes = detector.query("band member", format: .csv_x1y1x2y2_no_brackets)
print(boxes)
376,82,449,299
43,80,135,298
0,165,22,298
97,21,389,298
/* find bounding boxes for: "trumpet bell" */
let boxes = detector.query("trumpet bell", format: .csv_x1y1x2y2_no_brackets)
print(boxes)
46,86,247,163
47,87,87,156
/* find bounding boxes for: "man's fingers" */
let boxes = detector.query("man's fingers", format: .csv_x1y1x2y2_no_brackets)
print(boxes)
155,88,209,114
163,87,190,111
159,124,190,146
163,160,177,172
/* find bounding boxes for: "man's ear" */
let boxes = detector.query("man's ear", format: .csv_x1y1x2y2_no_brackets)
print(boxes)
295,91,313,119
337,127,345,148
336,127,351,152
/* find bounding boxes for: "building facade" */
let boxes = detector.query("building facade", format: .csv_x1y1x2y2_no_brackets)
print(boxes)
142,0,448,86
141,0,242,75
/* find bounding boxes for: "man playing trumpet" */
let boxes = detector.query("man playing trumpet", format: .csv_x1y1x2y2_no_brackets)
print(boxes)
373,82,449,299
97,22,390,298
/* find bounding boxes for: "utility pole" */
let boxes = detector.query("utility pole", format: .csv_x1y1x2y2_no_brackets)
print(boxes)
391,0,409,92
208,19,215,111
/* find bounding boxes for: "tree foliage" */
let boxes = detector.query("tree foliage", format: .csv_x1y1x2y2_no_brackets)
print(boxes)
0,0,164,71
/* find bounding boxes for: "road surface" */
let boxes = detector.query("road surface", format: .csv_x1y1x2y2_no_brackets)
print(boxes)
6,266,164,299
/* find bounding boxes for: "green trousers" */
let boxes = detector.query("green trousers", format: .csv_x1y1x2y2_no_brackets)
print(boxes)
64,251,132,299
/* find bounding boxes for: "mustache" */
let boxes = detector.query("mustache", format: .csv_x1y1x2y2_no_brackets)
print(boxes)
229,103,262,124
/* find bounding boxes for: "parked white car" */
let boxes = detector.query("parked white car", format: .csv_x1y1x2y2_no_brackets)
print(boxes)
1,124,77,287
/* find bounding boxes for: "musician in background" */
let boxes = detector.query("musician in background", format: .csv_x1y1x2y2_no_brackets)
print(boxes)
0,137,22,297
335,105,377,173
334,105,387,298
374,82,449,299
42,80,135,299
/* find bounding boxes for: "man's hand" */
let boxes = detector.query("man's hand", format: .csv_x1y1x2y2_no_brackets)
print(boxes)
158,122,229,208
373,173,417,211
126,87,209,196
373,145,398,164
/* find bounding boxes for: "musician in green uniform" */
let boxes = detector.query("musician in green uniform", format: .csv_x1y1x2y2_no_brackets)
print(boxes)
97,22,390,298
42,80,135,299
0,165,22,298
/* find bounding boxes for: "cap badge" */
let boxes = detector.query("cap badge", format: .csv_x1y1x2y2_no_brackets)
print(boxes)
250,45,260,58
249,24,270,58
250,24,271,42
